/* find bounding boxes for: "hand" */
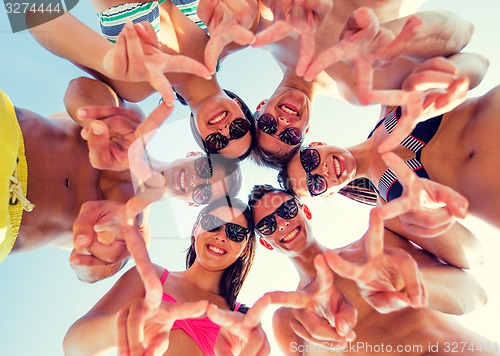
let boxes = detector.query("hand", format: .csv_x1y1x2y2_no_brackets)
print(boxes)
117,298,209,356
207,296,271,355
303,7,421,93
323,207,427,314
253,0,333,76
265,254,357,348
198,0,257,73
377,152,468,238
102,21,212,105
78,106,142,171
374,58,469,152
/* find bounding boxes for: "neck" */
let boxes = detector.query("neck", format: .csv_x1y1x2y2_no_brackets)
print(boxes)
182,261,225,294
347,138,374,179
289,239,328,286
278,69,320,102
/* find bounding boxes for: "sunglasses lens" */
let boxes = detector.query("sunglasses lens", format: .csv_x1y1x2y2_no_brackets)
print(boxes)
280,127,302,145
193,183,212,205
194,157,213,179
200,213,222,232
257,114,278,135
278,199,299,219
205,133,229,152
226,223,248,242
307,174,328,196
229,118,251,139
255,216,277,236
300,149,321,172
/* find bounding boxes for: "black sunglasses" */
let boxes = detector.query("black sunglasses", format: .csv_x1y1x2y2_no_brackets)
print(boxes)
255,198,299,235
204,117,251,153
257,113,302,146
300,148,328,196
200,213,250,243
192,157,214,205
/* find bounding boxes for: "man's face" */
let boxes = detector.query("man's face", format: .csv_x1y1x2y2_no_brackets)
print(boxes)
252,191,311,254
163,154,234,204
286,144,357,198
255,88,311,158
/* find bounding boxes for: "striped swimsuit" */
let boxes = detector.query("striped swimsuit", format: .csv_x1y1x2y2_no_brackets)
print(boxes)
98,0,208,43
368,107,443,202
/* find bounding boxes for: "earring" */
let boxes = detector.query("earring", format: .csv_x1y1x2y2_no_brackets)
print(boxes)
305,126,310,134
303,204,312,220
259,237,273,250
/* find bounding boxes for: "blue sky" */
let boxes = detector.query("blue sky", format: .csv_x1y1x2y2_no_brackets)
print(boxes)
0,1,499,355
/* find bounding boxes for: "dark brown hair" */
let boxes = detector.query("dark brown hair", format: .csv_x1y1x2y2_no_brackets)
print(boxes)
186,196,256,310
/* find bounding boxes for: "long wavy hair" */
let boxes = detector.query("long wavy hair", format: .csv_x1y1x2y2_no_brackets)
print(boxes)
186,196,256,310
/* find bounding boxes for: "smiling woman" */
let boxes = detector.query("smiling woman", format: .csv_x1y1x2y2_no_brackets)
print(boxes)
0,0,499,355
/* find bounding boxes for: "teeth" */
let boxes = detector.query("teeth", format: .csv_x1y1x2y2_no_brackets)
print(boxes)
180,171,186,191
209,111,227,124
281,227,299,242
333,157,341,177
280,105,298,116
208,245,226,255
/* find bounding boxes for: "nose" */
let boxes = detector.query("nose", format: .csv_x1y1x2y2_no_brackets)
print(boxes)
218,123,230,137
278,116,291,127
321,161,330,177
276,216,290,232
191,173,203,188
214,234,227,243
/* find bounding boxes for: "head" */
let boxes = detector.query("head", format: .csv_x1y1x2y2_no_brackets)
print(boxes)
248,184,313,256
188,90,256,161
251,88,312,168
163,152,242,205
186,197,256,309
279,143,378,204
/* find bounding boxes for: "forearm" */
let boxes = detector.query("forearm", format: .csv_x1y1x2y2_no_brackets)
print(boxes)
448,53,489,89
28,12,112,74
64,77,120,125
63,312,118,356
385,217,483,269
420,265,487,315
382,11,473,60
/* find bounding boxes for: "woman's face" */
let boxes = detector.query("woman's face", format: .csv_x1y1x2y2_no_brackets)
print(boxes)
193,206,249,271
194,94,252,159
286,144,357,198
162,154,237,205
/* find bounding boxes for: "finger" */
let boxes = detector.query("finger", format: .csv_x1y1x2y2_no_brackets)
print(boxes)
368,292,412,314
322,250,362,281
376,197,412,221
401,217,454,238
240,326,267,356
295,33,315,77
398,251,426,307
161,54,212,79
290,317,346,350
380,152,416,192
223,0,258,26
366,89,409,107
69,250,101,267
86,239,129,263
252,21,291,47
160,300,209,327
334,301,357,339
291,308,346,343
135,102,173,138
206,303,239,329
144,332,169,356
303,45,345,82
374,16,421,64
116,308,131,356
144,70,175,107
196,0,219,24
135,21,160,46
378,115,417,153
104,31,128,77
403,71,457,92
365,208,385,258
244,295,271,327
78,106,143,123
87,121,112,169
354,61,374,105
412,57,458,76
73,201,102,249
264,290,311,309
124,22,147,80
313,254,334,295
127,302,147,356
230,25,255,46
433,184,468,219
204,36,228,74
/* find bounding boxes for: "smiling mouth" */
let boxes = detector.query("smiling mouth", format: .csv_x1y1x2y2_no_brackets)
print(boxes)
333,156,341,178
177,169,187,193
280,226,300,243
209,111,227,125
279,104,299,116
207,244,227,255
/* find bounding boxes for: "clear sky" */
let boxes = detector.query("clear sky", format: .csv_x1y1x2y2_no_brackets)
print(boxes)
0,1,499,355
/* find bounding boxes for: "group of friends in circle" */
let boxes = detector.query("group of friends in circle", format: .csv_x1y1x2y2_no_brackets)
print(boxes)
1,0,499,355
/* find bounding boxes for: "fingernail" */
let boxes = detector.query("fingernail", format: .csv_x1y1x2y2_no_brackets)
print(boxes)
338,320,349,336
75,234,90,248
91,123,104,135
166,101,174,107
70,255,79,264
204,74,213,80
77,109,87,118
138,22,146,30
395,298,408,308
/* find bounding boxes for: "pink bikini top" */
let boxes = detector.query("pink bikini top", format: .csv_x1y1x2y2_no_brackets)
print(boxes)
161,269,241,356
